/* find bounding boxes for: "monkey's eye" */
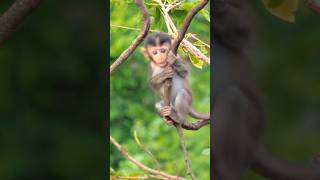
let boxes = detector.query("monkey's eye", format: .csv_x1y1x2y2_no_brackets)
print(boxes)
152,51,158,55
160,48,166,53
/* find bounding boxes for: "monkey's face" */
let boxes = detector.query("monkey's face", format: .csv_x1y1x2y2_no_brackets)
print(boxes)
147,42,170,67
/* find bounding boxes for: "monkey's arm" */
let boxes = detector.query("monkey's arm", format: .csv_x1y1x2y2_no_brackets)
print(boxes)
149,68,173,89
149,75,165,89
167,52,188,78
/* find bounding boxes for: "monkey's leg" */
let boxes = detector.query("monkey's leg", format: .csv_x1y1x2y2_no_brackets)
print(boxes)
173,89,192,124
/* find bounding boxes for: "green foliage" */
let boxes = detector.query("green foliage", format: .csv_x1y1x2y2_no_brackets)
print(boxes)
0,1,106,179
262,0,299,22
110,0,210,179
245,1,320,179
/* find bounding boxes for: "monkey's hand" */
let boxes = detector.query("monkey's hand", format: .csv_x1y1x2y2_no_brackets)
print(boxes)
160,106,173,126
163,65,174,79
149,66,173,88
167,51,178,65
161,105,172,116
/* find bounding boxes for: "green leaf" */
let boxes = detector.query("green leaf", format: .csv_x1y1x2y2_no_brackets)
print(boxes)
202,148,210,156
262,0,299,23
199,9,210,22
188,53,204,69
133,130,142,147
110,168,115,173
178,2,197,11
154,7,161,24
266,0,286,8
200,46,208,55
194,40,203,47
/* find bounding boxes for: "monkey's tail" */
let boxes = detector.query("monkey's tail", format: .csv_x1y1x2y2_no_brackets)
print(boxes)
253,144,320,179
188,107,210,120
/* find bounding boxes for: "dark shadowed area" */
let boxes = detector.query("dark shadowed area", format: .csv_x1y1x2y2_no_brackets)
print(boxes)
213,0,320,179
250,1,320,178
0,1,106,179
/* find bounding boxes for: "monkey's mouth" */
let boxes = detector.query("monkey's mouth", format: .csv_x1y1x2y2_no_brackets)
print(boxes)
157,61,168,68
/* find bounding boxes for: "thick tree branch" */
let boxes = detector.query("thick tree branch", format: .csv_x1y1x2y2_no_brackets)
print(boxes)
171,0,209,54
0,0,41,47
303,0,320,14
110,136,184,180
109,0,150,75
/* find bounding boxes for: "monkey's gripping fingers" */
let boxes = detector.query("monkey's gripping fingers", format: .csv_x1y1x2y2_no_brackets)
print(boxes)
161,106,172,117
163,66,174,79
167,51,178,65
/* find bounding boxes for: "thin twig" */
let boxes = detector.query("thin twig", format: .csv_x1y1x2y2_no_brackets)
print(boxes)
113,174,167,179
134,131,161,170
111,24,158,32
0,0,41,47
175,124,197,180
303,0,320,14
110,136,184,180
110,0,150,74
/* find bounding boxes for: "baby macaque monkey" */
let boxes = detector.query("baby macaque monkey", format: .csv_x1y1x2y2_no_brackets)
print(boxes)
141,32,209,125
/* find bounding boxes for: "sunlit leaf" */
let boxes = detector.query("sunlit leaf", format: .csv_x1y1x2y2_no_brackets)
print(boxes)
133,130,142,147
262,0,299,22
265,0,286,8
200,46,208,55
199,9,210,22
202,148,210,156
188,53,204,69
110,168,115,173
178,2,197,11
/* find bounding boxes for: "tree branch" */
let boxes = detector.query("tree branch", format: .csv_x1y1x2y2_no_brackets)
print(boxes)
168,110,210,130
109,0,150,75
110,136,184,180
0,0,41,47
303,0,320,14
171,0,209,54
113,174,167,179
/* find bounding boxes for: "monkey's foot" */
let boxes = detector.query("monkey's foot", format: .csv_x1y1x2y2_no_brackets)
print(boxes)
163,117,174,126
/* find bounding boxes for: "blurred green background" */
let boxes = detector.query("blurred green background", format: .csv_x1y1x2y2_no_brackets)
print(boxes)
0,1,106,180
246,2,320,179
110,0,210,179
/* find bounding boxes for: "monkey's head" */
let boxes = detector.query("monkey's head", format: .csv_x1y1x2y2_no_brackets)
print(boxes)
142,32,172,67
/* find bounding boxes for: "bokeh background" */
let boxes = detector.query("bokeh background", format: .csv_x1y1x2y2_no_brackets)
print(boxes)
0,1,106,179
246,1,320,179
110,0,210,179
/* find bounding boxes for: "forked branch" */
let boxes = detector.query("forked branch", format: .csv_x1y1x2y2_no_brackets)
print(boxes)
110,0,150,74
0,0,41,47
171,0,209,54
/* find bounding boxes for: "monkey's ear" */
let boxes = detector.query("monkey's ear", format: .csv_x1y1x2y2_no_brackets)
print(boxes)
140,47,149,58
